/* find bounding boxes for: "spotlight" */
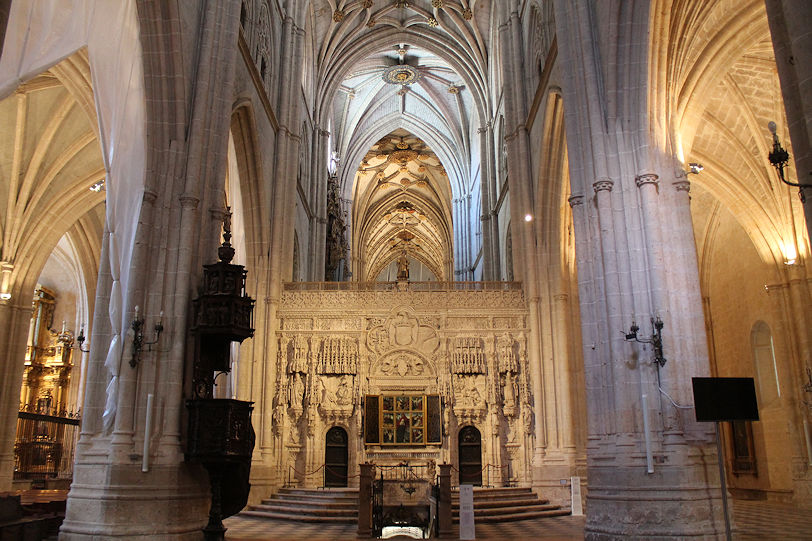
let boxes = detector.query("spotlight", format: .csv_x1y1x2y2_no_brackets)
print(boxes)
524,214,533,222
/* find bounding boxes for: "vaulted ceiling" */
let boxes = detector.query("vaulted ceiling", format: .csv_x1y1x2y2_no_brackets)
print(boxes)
352,129,453,280
307,0,494,280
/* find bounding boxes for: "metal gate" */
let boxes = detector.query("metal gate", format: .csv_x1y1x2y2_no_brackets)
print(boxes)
371,473,384,537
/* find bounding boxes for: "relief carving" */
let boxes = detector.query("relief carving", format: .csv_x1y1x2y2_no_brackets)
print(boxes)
453,374,487,423
288,335,309,374
373,350,433,377
317,375,355,422
496,332,518,374
365,307,440,356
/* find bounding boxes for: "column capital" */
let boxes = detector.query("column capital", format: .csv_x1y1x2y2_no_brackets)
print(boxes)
568,194,585,207
142,190,159,205
179,194,200,209
635,172,659,187
673,180,691,193
593,178,614,193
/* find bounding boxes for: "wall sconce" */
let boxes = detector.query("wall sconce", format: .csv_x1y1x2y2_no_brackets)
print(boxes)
130,306,163,368
768,121,812,202
686,162,704,175
782,243,798,266
76,326,91,353
624,317,666,367
677,163,704,177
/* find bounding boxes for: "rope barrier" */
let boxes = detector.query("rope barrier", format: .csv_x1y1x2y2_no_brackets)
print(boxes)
288,464,324,476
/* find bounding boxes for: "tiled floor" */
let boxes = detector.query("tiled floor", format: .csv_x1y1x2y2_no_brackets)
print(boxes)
223,500,812,540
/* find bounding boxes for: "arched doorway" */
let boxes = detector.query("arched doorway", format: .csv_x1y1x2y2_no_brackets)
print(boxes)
458,426,482,487
324,426,348,487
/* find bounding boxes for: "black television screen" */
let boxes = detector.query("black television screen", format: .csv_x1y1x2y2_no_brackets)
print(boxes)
692,377,759,422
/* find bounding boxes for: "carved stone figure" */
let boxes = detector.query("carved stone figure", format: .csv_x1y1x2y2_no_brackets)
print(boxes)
289,373,305,410
497,332,517,374
334,376,352,406
289,335,309,374
396,251,409,281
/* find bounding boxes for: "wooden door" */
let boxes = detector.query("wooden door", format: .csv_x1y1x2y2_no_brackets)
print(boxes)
325,426,348,487
458,426,482,486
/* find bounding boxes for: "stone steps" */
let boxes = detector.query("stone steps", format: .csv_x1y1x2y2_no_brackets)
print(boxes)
241,487,359,524
451,486,570,524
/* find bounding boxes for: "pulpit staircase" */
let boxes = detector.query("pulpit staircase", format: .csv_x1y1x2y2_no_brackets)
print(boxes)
452,486,570,523
241,487,358,523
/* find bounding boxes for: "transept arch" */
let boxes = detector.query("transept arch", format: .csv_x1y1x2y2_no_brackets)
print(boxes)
649,0,806,267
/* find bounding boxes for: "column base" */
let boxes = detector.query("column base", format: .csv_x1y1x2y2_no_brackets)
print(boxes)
584,461,727,540
531,451,586,507
60,462,210,540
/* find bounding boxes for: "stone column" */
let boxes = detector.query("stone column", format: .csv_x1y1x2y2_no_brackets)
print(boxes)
0,300,31,490
552,0,726,536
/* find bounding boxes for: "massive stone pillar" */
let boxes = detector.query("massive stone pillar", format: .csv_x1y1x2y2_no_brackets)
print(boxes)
552,1,726,538
764,2,812,504
59,1,244,538
247,5,307,500
499,4,583,504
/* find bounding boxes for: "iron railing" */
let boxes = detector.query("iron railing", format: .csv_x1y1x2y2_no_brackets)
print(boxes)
454,463,512,488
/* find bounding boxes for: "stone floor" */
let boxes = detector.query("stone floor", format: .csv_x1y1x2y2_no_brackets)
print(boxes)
223,499,812,540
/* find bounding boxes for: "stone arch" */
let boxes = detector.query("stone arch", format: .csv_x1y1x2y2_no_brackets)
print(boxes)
750,321,780,408
229,102,267,269
649,0,804,266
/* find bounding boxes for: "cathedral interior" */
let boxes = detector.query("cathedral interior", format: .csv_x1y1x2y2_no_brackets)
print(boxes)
0,0,811,539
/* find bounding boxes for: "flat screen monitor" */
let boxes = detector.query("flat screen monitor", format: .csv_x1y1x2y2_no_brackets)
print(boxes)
692,377,759,422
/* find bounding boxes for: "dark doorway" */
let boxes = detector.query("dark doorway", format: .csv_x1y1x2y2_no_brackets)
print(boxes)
325,426,348,487
458,426,482,486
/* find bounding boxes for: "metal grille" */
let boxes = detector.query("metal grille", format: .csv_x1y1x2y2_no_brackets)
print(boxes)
14,409,80,482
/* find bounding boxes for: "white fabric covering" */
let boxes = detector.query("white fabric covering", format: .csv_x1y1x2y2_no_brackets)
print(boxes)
1,0,146,432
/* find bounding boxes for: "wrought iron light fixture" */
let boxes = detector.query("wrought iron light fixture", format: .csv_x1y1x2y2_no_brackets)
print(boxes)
130,306,163,368
76,326,91,353
767,121,812,202
624,317,666,367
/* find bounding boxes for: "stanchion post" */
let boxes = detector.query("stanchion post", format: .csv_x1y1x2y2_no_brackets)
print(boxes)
358,463,374,537
438,463,453,536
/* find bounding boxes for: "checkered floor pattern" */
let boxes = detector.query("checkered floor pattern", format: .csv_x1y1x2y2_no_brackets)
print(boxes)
224,499,812,540
731,500,811,541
